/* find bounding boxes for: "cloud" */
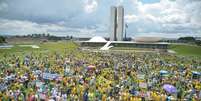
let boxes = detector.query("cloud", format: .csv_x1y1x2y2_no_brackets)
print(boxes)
0,18,108,37
0,0,200,38
124,0,201,37
0,0,84,23
83,0,98,13
117,0,124,5
0,19,66,35
0,2,8,11
125,14,138,23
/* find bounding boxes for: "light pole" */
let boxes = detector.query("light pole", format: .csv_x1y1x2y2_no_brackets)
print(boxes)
124,23,128,41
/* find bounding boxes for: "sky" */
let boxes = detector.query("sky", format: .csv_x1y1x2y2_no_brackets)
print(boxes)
0,0,201,38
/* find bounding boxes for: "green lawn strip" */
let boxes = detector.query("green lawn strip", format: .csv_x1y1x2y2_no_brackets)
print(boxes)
0,41,78,57
170,44,201,57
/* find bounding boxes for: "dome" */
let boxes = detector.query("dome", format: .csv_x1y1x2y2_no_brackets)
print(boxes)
133,37,162,42
88,36,107,42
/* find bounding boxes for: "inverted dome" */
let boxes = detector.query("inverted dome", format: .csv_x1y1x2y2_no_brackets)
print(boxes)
88,36,107,42
133,37,162,42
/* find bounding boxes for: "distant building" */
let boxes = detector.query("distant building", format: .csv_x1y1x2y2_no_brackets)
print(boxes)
80,41,169,49
110,6,117,41
195,37,201,41
160,38,185,43
110,6,124,41
116,6,124,41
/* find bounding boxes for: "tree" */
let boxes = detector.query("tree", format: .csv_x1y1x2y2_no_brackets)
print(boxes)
0,36,6,43
195,40,201,46
178,37,195,42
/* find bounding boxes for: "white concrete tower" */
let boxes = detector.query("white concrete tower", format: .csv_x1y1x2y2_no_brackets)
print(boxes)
116,6,124,41
110,6,117,41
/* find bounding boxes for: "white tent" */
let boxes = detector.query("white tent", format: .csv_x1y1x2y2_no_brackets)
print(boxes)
88,36,107,42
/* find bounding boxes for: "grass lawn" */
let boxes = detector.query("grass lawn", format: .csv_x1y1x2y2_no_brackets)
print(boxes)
111,44,201,57
170,44,201,57
1,41,201,58
0,41,79,57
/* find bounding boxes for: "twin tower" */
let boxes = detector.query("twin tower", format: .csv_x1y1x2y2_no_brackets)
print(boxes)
110,6,124,41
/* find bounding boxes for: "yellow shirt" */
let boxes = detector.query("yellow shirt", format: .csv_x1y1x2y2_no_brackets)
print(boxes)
102,94,106,101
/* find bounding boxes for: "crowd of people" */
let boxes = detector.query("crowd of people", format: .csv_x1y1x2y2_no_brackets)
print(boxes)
0,49,200,101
